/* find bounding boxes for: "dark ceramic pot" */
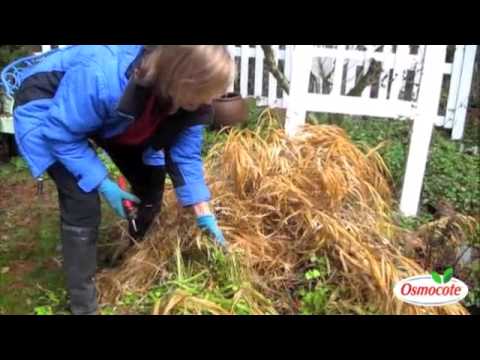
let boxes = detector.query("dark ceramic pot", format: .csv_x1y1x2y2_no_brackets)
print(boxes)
212,93,248,128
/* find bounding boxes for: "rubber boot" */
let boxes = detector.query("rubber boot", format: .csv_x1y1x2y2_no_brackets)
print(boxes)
61,224,98,315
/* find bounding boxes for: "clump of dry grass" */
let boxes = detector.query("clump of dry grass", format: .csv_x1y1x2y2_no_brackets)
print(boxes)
97,109,469,315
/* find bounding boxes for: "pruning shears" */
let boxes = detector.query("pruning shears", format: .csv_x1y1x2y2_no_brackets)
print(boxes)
118,175,138,236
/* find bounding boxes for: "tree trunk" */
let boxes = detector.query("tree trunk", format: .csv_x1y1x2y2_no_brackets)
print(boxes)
329,59,383,125
261,45,290,94
346,59,383,97
471,47,479,108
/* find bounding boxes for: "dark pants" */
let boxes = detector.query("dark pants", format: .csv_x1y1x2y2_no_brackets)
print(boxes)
47,140,166,315
48,141,166,232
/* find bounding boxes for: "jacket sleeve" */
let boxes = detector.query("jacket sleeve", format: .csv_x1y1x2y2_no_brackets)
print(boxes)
165,124,211,207
43,63,110,192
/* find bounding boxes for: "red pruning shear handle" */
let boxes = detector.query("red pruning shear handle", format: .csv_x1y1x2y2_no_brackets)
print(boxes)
118,176,138,234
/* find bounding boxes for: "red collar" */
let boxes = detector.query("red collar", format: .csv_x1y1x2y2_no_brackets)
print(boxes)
113,95,171,145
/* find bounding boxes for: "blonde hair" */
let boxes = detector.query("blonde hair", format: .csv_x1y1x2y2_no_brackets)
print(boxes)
136,45,235,106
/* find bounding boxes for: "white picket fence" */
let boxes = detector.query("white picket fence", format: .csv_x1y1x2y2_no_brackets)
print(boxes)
28,45,480,216
227,45,292,108
228,45,477,141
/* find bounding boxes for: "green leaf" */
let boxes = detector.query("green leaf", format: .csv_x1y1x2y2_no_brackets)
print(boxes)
34,306,53,316
443,267,454,283
431,272,442,284
305,269,321,281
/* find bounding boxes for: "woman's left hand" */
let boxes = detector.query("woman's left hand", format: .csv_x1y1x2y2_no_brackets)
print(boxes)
196,214,226,247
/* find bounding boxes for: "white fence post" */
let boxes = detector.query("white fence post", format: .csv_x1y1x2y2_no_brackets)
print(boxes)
41,45,52,53
444,45,465,129
400,45,447,217
285,45,313,136
240,45,250,98
411,45,426,102
452,45,478,140
227,45,236,93
268,45,280,106
254,45,265,101
390,45,410,101
283,45,293,108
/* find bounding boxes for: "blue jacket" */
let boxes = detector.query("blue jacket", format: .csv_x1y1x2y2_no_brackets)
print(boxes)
12,45,212,207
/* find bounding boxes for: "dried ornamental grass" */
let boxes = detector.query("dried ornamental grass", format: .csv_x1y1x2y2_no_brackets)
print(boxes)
98,110,469,315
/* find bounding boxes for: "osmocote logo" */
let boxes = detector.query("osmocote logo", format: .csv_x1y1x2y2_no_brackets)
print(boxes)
393,267,469,307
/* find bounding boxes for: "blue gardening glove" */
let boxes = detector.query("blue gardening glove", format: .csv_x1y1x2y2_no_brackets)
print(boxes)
98,178,141,219
197,214,226,246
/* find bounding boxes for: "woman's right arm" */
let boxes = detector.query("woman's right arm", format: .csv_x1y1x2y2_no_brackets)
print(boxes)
43,63,110,193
